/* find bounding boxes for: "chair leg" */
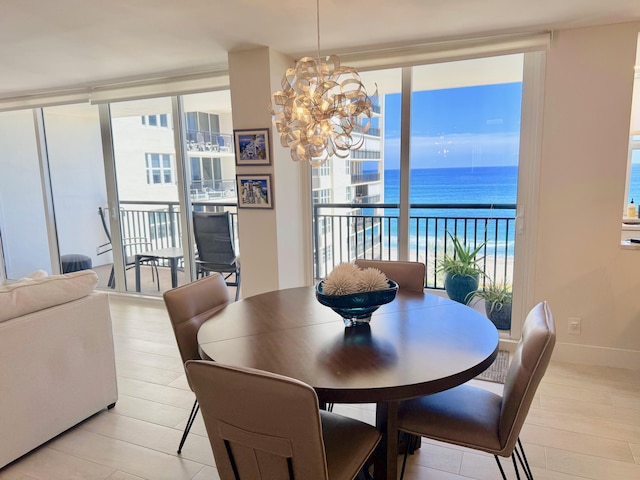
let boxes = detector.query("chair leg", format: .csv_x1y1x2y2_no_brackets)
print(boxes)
512,453,522,480
515,438,534,480
178,400,199,454
152,261,160,291
400,447,410,480
399,434,419,480
234,271,241,301
108,266,115,289
495,456,508,480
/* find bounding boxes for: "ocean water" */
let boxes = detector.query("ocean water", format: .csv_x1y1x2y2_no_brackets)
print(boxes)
379,166,519,254
384,166,518,206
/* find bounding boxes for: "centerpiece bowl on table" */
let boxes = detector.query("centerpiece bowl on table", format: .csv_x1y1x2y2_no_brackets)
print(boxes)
315,263,399,327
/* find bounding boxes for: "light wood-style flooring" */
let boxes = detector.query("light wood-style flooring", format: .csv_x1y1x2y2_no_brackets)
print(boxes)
1,294,639,480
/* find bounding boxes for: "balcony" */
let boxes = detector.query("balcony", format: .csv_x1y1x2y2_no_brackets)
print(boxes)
115,201,514,292
185,130,234,155
350,172,381,184
313,202,516,289
189,179,237,200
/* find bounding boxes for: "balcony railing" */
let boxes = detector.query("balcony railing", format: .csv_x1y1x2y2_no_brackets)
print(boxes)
115,201,515,290
350,172,381,184
313,202,516,289
117,201,238,257
189,179,237,200
185,130,234,154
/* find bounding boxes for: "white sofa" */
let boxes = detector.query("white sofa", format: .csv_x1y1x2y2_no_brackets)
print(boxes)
0,270,118,468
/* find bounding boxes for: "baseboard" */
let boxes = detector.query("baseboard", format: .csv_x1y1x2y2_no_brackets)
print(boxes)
499,338,640,369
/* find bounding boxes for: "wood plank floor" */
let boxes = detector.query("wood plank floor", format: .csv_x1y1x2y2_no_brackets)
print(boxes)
1,294,639,480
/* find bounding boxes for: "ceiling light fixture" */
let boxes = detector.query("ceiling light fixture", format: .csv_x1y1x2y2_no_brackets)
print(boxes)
271,0,376,166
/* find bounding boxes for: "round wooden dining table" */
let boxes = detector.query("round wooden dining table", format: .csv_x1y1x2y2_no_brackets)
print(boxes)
198,286,499,480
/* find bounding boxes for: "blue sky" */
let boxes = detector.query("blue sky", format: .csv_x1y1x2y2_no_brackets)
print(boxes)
383,82,523,170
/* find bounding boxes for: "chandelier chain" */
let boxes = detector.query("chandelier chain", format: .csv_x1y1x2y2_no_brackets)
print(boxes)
270,0,376,165
316,0,321,59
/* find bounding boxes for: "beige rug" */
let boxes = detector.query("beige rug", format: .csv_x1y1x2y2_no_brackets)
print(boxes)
475,350,510,383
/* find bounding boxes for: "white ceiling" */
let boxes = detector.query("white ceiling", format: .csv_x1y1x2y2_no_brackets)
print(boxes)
1,0,640,100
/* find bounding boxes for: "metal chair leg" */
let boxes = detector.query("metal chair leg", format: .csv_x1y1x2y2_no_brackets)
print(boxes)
178,400,199,454
515,438,534,480
234,271,241,301
512,453,522,480
495,456,508,480
399,434,419,480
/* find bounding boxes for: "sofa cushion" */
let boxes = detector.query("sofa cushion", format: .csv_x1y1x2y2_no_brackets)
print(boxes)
0,270,98,323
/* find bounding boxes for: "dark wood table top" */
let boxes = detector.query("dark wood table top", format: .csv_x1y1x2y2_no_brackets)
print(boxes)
198,286,499,404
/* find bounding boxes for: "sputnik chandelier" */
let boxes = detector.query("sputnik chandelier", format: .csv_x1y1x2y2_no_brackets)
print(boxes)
271,0,376,166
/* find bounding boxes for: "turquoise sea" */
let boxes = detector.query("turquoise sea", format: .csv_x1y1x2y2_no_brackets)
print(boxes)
383,166,518,206
379,166,519,255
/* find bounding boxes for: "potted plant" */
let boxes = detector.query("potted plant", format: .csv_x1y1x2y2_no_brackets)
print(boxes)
437,232,485,305
471,280,513,330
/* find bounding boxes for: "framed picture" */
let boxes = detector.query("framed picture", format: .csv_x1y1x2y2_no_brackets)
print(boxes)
236,174,273,209
234,128,271,166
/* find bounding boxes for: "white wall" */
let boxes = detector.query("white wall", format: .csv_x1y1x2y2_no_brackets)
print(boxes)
535,21,640,366
228,47,311,297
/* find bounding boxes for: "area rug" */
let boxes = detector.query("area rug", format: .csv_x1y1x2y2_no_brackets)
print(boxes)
475,349,510,384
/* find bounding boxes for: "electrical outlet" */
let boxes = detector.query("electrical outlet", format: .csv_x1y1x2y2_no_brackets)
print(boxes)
568,317,581,335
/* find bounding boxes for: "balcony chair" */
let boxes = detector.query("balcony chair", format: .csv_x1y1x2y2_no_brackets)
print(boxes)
397,301,556,480
354,259,426,292
193,211,241,301
217,134,230,152
163,273,232,454
97,207,159,290
185,360,381,480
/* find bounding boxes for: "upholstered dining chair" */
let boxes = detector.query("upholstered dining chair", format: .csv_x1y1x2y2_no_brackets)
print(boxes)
162,273,231,454
185,360,381,480
397,301,556,480
354,259,426,292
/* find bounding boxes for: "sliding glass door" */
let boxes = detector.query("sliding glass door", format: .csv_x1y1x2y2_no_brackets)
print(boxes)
0,110,51,279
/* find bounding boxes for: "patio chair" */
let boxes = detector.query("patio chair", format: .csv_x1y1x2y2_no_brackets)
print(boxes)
97,207,159,290
217,134,230,152
397,301,556,480
185,360,381,480
193,211,241,301
354,259,426,292
163,273,231,454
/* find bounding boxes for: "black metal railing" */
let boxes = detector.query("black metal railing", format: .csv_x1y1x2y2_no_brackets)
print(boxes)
117,201,238,255
313,202,517,289
114,200,516,290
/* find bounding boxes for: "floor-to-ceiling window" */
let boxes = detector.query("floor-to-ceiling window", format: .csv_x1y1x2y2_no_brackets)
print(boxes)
310,45,545,336
409,55,523,289
43,103,109,285
0,86,236,296
0,110,50,279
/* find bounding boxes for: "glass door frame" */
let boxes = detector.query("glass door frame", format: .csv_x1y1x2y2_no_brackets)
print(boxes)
391,51,545,340
98,97,196,293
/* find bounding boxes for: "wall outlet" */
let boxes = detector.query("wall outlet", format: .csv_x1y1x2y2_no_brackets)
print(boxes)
568,317,581,335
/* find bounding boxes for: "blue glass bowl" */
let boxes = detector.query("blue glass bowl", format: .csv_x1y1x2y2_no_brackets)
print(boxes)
316,280,399,327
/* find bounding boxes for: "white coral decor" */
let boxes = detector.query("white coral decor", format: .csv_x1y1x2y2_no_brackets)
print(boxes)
322,263,389,296
356,267,389,292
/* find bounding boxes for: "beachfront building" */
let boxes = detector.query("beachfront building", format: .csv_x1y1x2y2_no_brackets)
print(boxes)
312,96,385,278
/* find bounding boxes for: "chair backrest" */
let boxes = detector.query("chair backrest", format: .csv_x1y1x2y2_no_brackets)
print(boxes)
98,207,112,243
193,212,237,270
163,273,231,366
186,360,330,480
499,301,556,451
354,259,425,292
